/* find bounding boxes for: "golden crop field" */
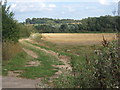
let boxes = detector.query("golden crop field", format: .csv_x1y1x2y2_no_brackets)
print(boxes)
41,33,117,45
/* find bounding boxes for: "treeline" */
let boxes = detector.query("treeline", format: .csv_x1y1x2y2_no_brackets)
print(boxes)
25,18,80,24
25,16,119,33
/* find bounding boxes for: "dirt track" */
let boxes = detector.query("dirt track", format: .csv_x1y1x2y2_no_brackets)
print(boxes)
2,38,72,88
2,76,41,88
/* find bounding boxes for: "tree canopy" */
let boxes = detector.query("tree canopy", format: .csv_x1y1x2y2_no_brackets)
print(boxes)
25,16,120,33
2,1,20,42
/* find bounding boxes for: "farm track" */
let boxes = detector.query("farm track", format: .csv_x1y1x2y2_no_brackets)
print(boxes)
2,38,72,88
20,39,72,79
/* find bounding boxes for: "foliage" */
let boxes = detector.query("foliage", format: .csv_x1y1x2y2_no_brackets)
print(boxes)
19,24,36,38
3,40,63,78
25,18,79,24
54,70,75,88
23,33,119,88
52,40,119,88
2,1,36,61
92,40,120,88
2,1,20,42
25,16,120,33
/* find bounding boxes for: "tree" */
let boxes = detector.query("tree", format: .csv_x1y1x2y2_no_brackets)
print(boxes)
60,24,68,32
26,18,31,24
2,1,20,42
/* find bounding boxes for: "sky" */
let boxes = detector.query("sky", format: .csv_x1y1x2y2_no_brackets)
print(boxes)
4,0,120,22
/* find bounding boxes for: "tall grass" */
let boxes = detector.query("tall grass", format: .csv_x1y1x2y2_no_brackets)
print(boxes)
2,41,22,60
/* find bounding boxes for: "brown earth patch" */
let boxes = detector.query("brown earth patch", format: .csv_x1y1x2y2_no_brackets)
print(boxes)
8,70,23,77
23,48,38,58
25,61,40,67
29,39,50,48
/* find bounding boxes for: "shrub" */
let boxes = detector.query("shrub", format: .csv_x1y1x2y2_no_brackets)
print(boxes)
93,40,120,88
53,37,119,88
19,24,36,38
30,33,42,42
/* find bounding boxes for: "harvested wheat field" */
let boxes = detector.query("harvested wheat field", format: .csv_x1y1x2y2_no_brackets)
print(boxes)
41,33,116,45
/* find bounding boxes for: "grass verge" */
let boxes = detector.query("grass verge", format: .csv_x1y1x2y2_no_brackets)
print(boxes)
3,41,63,79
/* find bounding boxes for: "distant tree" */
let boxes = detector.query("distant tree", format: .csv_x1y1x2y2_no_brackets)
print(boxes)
60,24,68,32
30,16,119,33
26,18,31,24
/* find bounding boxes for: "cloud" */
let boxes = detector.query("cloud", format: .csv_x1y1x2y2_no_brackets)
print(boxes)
11,4,16,8
40,3,46,8
63,6,76,12
48,4,56,8
29,5,35,8
61,11,65,14
98,0,111,5
9,2,57,13
9,3,17,11
8,0,45,2
85,6,97,10
99,0,119,5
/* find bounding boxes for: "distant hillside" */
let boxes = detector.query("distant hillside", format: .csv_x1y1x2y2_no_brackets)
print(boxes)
25,18,81,24
24,15,120,33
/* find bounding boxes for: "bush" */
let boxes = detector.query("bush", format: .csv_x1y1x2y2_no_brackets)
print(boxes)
30,33,42,42
19,24,36,38
93,40,120,88
53,38,119,88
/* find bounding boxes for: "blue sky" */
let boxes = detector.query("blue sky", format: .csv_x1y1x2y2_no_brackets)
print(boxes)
5,0,119,22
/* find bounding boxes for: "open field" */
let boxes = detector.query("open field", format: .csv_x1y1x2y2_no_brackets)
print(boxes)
41,33,116,45
3,33,119,88
28,33,119,88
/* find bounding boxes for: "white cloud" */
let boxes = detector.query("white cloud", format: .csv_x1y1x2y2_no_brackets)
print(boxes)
86,6,97,10
9,1,57,13
61,11,65,14
113,0,119,3
9,3,17,11
48,4,56,8
11,4,16,8
99,0,110,5
29,5,35,8
8,0,45,2
19,9,26,12
69,8,75,12
98,0,119,5
40,3,46,8
7,0,120,3
63,6,75,12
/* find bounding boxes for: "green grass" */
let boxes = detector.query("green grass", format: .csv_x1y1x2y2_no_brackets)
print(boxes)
25,40,99,72
3,41,63,79
19,38,103,87
2,52,29,76
25,40,72,56
3,38,99,80
20,41,63,79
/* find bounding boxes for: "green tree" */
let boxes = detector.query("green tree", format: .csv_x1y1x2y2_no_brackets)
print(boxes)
2,1,20,42
26,18,31,24
60,24,68,32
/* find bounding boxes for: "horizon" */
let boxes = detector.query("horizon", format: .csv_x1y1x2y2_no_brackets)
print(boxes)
21,15,115,23
6,0,119,22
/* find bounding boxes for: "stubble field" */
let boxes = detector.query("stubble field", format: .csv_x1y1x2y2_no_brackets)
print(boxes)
41,33,116,45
